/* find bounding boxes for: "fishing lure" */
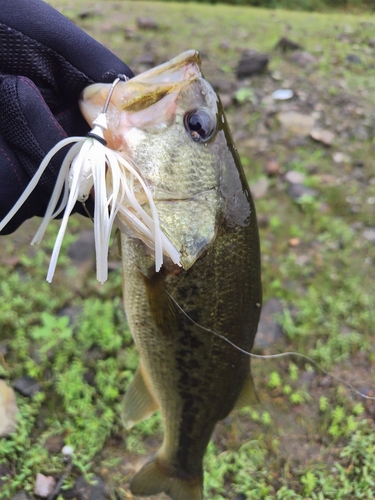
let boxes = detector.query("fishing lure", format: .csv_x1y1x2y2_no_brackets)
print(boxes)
0,76,181,283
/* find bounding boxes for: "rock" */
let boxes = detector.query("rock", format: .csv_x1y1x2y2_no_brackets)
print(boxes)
310,128,335,146
235,494,247,500
236,50,269,79
257,214,270,228
289,50,317,68
284,170,305,185
332,152,351,164
63,475,107,500
34,473,56,498
0,380,18,437
367,38,375,48
274,37,302,52
289,237,300,247
265,160,281,176
136,16,159,30
319,375,333,388
124,27,137,40
287,136,309,148
58,306,82,326
133,52,156,68
219,94,232,109
11,493,33,500
272,89,294,101
62,445,74,457
353,160,365,169
44,434,65,454
277,111,315,136
271,70,283,81
0,464,12,488
299,370,316,388
288,184,318,201
346,54,362,65
14,376,41,398
250,177,269,199
77,9,98,20
68,231,95,264
219,40,231,51
254,298,285,349
363,228,375,243
211,78,235,94
358,386,375,398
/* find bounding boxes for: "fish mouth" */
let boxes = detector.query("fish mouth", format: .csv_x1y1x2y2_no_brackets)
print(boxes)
81,50,202,115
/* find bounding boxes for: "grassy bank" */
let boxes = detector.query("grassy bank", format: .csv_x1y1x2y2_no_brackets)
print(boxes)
1,1,375,499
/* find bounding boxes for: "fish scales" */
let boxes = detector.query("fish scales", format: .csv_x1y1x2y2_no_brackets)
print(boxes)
80,50,262,500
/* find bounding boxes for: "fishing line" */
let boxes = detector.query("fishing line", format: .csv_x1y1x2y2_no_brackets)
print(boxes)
165,290,375,401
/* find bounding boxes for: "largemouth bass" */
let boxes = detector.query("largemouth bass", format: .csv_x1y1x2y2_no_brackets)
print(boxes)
80,50,262,500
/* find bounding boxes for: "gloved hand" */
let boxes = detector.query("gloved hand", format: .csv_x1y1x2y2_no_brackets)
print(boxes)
0,0,134,234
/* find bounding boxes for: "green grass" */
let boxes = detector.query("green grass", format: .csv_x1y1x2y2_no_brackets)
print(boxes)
1,1,375,499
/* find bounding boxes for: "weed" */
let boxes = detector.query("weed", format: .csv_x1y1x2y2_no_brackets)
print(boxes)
2,1,375,498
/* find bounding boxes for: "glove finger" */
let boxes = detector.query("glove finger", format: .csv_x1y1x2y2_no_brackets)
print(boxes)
0,75,89,233
0,134,33,234
1,0,134,105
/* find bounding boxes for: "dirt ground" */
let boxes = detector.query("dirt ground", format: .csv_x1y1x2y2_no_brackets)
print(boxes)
1,2,375,499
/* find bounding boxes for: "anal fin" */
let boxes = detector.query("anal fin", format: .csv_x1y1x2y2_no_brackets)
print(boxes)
233,372,260,411
121,363,158,429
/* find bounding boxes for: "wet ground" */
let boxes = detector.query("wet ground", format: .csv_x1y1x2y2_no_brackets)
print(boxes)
1,2,375,499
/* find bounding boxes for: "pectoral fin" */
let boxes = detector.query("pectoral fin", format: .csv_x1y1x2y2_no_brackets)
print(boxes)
233,372,260,411
121,364,158,429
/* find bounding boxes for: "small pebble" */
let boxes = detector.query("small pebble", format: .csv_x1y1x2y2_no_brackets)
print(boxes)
363,228,375,244
272,89,294,100
310,128,335,146
136,16,159,30
255,298,285,350
250,177,269,199
13,376,41,398
284,170,305,185
34,473,56,498
289,238,300,247
265,160,281,177
235,494,247,500
11,493,32,500
288,184,318,201
0,380,18,437
332,152,350,164
346,54,362,64
62,445,74,456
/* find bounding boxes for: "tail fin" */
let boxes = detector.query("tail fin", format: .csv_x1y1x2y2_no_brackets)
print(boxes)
130,454,203,500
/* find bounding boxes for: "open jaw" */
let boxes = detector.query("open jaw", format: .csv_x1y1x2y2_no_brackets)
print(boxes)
81,50,202,111
80,51,203,149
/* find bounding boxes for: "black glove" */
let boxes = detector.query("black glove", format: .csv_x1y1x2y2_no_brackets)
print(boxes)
0,0,134,234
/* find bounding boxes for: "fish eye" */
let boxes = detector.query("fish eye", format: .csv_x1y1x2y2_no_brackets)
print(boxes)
184,109,216,143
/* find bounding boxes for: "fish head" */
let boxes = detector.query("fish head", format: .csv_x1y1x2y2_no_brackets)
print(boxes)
80,51,244,270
